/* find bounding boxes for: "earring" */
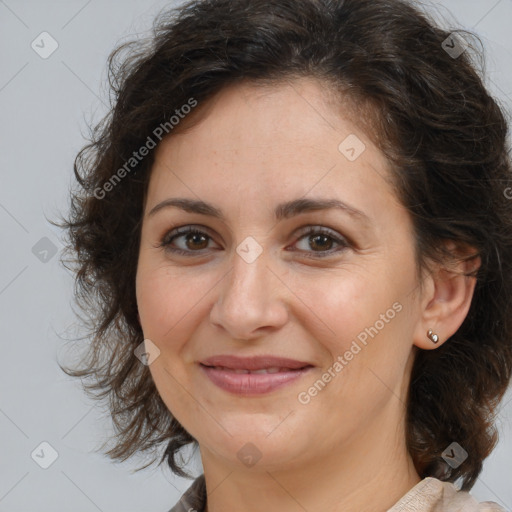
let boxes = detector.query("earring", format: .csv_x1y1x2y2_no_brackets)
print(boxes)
427,329,439,344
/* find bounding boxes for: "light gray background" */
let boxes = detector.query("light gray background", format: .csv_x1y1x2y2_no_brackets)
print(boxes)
1,1,511,511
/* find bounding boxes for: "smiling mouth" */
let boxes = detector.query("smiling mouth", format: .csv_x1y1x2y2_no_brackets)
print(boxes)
200,364,312,374
199,363,314,395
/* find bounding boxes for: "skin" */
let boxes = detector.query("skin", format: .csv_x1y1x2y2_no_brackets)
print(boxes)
135,78,479,512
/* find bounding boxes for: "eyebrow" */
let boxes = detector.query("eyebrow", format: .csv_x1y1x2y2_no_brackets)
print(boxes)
147,197,371,225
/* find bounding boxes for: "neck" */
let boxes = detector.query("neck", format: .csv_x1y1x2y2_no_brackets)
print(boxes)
200,406,421,512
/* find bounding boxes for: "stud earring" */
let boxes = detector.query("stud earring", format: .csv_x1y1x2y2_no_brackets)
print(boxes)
427,329,439,344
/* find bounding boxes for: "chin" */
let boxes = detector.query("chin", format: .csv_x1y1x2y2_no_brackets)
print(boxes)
200,423,312,471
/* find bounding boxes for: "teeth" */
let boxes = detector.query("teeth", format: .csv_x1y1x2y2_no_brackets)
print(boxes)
213,366,286,374
252,367,281,374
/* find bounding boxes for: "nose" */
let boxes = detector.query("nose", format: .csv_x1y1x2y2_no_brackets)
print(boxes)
209,249,289,341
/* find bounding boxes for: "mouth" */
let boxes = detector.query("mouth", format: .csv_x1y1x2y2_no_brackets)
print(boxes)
198,355,314,395
200,365,311,374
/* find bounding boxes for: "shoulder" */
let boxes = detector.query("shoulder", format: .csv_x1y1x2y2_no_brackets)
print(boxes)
167,474,206,512
167,474,508,512
387,477,508,512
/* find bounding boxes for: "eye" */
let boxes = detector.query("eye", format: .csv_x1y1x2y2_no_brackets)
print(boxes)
157,225,351,258
158,225,219,256
288,226,350,258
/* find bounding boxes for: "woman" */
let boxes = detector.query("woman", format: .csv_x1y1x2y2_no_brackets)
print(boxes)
58,0,512,510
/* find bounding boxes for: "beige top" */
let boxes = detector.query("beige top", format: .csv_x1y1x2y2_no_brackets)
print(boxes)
168,474,508,512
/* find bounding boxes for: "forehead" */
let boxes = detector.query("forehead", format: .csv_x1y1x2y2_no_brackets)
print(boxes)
145,78,399,224
164,78,365,156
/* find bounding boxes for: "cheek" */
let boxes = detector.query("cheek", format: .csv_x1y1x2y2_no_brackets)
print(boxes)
296,261,415,380
136,258,180,337
135,261,216,352
135,264,210,422
289,266,390,346
295,278,412,431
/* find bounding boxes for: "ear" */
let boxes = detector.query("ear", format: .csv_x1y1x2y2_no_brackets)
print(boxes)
413,241,481,350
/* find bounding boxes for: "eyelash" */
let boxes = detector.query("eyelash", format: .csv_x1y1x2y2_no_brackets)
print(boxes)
157,225,351,259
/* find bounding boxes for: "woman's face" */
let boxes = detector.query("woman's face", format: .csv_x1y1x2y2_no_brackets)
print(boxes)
136,78,427,472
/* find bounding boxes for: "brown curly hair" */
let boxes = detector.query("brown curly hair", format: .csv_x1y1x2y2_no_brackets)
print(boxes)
55,0,512,490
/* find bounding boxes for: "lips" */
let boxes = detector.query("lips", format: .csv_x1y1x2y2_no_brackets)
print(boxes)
200,354,312,371
199,355,314,395
205,366,293,374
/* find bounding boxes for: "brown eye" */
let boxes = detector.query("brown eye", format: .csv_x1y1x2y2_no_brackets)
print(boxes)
159,225,350,258
290,227,350,258
160,226,218,255
182,232,209,250
308,233,335,252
